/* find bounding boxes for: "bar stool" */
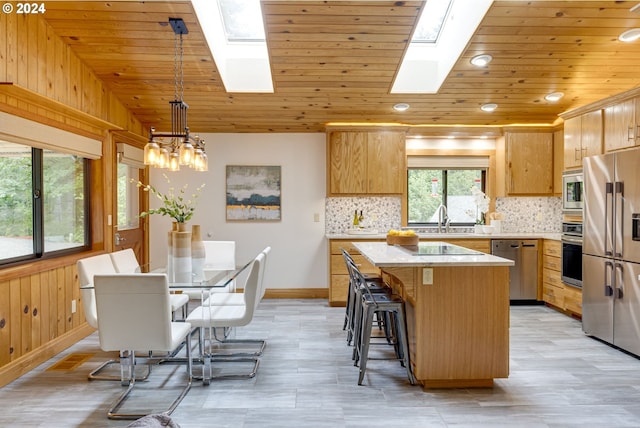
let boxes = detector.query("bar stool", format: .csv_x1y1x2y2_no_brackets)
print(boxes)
342,249,389,347
351,263,416,386
341,249,383,331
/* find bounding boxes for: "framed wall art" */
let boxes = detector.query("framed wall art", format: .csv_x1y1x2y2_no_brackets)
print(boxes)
226,165,281,221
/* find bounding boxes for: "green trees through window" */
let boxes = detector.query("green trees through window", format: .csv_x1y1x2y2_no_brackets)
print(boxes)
0,141,88,264
408,168,485,225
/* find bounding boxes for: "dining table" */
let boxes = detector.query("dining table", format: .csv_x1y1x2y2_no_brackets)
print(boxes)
82,260,254,383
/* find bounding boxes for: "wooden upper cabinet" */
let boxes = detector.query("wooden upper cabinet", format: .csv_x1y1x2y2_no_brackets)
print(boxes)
604,98,636,152
504,131,554,195
328,132,367,194
328,130,406,195
563,116,581,169
366,131,405,193
563,110,603,169
553,128,563,195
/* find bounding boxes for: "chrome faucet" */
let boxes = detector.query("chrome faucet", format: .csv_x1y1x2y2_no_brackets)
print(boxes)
436,204,450,233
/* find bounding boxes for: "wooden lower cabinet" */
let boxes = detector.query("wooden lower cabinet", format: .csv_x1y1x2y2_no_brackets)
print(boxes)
328,238,491,306
384,264,510,388
328,239,383,306
542,239,582,317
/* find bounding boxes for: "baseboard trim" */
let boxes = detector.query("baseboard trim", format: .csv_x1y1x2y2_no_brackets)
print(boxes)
263,288,328,299
0,323,95,388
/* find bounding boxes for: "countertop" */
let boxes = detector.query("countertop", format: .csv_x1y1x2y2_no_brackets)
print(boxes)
327,231,562,241
352,241,515,268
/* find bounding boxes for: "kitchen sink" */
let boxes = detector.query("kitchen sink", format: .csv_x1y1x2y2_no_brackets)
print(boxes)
346,229,379,235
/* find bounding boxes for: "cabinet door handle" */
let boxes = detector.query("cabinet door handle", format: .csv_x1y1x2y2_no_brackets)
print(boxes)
628,126,635,141
574,147,580,161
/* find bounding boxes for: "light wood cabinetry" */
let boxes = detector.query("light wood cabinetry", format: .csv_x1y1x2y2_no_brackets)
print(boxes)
542,239,564,308
328,239,383,306
563,110,603,169
384,264,509,388
497,131,554,196
604,98,637,152
541,239,582,317
327,130,406,195
553,128,563,195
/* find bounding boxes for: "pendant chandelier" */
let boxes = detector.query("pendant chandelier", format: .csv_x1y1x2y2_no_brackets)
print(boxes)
144,18,208,172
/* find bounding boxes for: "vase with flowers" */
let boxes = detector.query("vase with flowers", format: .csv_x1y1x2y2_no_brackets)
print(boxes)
470,186,490,234
133,175,205,282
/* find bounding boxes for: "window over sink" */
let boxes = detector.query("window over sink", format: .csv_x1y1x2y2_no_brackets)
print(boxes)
407,155,488,226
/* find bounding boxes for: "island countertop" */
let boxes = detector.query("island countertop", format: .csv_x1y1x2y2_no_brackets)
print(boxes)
352,241,515,268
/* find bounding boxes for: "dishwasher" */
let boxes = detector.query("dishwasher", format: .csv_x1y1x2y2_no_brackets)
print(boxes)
491,240,539,302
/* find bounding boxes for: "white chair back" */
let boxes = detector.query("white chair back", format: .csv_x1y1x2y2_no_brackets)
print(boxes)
109,248,141,273
203,241,236,271
77,254,117,329
94,273,175,352
257,246,271,303
240,253,264,323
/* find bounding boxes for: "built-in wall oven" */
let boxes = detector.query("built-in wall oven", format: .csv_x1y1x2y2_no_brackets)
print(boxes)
561,222,583,288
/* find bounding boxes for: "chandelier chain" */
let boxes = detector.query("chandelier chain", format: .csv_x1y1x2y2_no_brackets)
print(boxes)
179,33,184,102
173,31,185,101
145,18,207,171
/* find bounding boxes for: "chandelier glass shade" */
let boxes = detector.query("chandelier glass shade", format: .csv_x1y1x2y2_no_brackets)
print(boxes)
144,18,208,172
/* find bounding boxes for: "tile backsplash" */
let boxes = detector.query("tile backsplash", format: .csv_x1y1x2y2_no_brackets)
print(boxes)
325,197,401,233
325,196,562,234
495,196,562,233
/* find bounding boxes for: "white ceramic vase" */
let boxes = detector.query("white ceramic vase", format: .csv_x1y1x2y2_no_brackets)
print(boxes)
166,222,177,282
191,224,205,282
172,222,192,283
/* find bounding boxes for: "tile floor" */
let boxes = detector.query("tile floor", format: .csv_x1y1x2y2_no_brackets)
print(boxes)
1,299,640,427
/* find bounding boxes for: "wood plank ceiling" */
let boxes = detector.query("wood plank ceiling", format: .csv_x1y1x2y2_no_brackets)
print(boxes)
42,1,640,135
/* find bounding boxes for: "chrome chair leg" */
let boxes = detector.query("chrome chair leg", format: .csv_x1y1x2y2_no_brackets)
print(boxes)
106,340,193,420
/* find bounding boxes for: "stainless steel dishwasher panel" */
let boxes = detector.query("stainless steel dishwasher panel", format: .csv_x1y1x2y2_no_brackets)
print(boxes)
520,240,539,300
491,239,539,301
491,240,521,299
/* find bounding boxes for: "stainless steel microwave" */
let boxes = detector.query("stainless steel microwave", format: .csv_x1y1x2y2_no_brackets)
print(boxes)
562,170,584,213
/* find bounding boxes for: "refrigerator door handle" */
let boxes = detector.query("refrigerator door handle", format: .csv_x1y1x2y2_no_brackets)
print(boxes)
605,182,614,257
615,262,624,299
615,181,624,258
605,261,614,297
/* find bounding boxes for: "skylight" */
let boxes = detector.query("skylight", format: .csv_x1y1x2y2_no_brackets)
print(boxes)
391,0,494,94
218,0,265,42
191,0,274,93
411,0,452,43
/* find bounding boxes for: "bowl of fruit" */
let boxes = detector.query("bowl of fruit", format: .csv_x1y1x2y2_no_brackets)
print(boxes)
386,229,419,246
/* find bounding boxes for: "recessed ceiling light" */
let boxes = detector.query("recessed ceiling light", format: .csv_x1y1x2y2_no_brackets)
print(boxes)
545,92,564,102
619,28,640,42
393,103,410,112
480,103,497,112
470,54,493,67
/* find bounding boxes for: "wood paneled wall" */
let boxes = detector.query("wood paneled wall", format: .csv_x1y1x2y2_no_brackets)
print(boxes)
0,12,144,137
0,13,145,386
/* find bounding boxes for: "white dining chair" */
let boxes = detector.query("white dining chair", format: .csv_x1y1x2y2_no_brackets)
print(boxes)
181,240,236,301
186,252,265,384
203,246,270,307
77,254,124,381
110,248,189,320
94,273,193,420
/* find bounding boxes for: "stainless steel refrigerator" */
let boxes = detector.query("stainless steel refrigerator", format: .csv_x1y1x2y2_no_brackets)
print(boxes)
583,151,640,356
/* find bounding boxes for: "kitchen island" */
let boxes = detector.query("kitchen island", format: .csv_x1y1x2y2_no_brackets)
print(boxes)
352,241,514,389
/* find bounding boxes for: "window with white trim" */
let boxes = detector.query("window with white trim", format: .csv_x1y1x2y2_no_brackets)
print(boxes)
407,156,488,226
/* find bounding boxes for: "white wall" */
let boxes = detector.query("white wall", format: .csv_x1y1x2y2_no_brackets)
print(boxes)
148,133,328,290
